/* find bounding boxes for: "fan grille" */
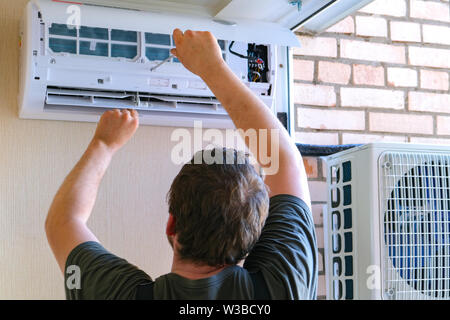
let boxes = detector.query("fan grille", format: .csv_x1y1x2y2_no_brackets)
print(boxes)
381,152,450,300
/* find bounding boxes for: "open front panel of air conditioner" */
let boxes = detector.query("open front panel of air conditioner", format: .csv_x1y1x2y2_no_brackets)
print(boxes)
324,143,450,300
69,0,375,35
19,0,292,128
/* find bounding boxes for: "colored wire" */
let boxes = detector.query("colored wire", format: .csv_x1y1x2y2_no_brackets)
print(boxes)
228,41,257,61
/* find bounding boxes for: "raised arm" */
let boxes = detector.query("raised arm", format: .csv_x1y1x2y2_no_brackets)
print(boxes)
171,30,311,207
45,109,139,272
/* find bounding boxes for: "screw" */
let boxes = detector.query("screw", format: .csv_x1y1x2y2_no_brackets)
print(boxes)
50,58,56,64
386,288,395,297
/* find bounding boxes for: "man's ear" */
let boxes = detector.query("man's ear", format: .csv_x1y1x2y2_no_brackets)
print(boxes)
166,214,176,236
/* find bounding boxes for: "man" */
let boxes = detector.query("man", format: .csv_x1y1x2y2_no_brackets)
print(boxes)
45,29,318,299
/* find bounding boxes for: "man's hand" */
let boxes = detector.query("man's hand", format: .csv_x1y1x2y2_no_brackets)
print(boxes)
171,29,226,80
93,109,139,154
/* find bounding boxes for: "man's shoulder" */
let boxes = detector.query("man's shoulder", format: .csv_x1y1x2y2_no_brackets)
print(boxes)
245,194,318,299
269,194,313,222
65,241,152,300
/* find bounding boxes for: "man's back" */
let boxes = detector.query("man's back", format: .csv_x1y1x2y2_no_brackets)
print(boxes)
46,30,317,300
64,195,317,300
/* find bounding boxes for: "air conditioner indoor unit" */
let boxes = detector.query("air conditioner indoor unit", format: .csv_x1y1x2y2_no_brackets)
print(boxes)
324,142,450,300
19,0,373,128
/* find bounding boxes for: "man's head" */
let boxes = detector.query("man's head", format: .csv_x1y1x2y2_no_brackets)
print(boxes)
167,148,269,267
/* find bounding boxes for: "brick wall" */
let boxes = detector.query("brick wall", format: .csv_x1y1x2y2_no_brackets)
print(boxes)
294,0,450,299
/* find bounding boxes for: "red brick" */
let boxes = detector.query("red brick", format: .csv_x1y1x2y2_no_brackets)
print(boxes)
359,0,407,17
341,88,405,109
369,112,434,134
308,181,328,202
409,137,450,145
353,64,385,86
315,225,324,251
318,275,326,297
295,132,339,145
390,21,421,42
293,84,336,107
420,70,449,91
409,46,450,69
423,25,450,46
293,36,337,57
320,158,327,180
356,16,387,37
320,161,326,178
303,157,318,178
293,59,315,81
341,39,406,64
410,0,450,22
298,108,365,131
342,133,408,144
437,116,450,136
387,67,418,87
409,92,450,113
318,61,351,85
311,204,324,226
326,16,354,34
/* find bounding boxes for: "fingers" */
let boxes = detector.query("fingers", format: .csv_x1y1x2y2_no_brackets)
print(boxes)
129,109,139,118
173,28,183,46
120,109,139,123
170,48,177,57
127,109,139,127
173,29,196,46
108,109,120,116
102,109,138,121
101,109,117,120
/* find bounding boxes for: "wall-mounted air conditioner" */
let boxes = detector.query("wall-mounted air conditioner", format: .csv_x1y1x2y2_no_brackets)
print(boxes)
19,0,373,128
324,142,450,300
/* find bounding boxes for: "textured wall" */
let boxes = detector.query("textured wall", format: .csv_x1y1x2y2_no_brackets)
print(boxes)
0,0,185,299
295,0,450,299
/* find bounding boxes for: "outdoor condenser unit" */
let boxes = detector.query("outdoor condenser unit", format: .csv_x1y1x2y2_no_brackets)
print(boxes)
324,143,450,300
19,0,373,128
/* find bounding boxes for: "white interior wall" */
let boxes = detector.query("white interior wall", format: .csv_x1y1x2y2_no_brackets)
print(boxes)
0,0,233,299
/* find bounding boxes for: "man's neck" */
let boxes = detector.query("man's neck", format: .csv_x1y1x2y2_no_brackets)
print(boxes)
171,256,230,280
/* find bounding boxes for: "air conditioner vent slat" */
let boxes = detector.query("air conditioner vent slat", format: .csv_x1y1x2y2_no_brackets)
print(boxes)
47,87,133,99
45,86,227,116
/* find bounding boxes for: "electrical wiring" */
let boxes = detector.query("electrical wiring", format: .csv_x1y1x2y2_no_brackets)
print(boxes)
228,41,267,83
229,42,266,68
252,71,261,82
228,41,257,61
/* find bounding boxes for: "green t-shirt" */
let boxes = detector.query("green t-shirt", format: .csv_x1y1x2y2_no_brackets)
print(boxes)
64,194,318,299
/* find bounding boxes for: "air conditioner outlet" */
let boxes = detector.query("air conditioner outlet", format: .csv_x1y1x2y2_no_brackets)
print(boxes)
45,86,228,116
